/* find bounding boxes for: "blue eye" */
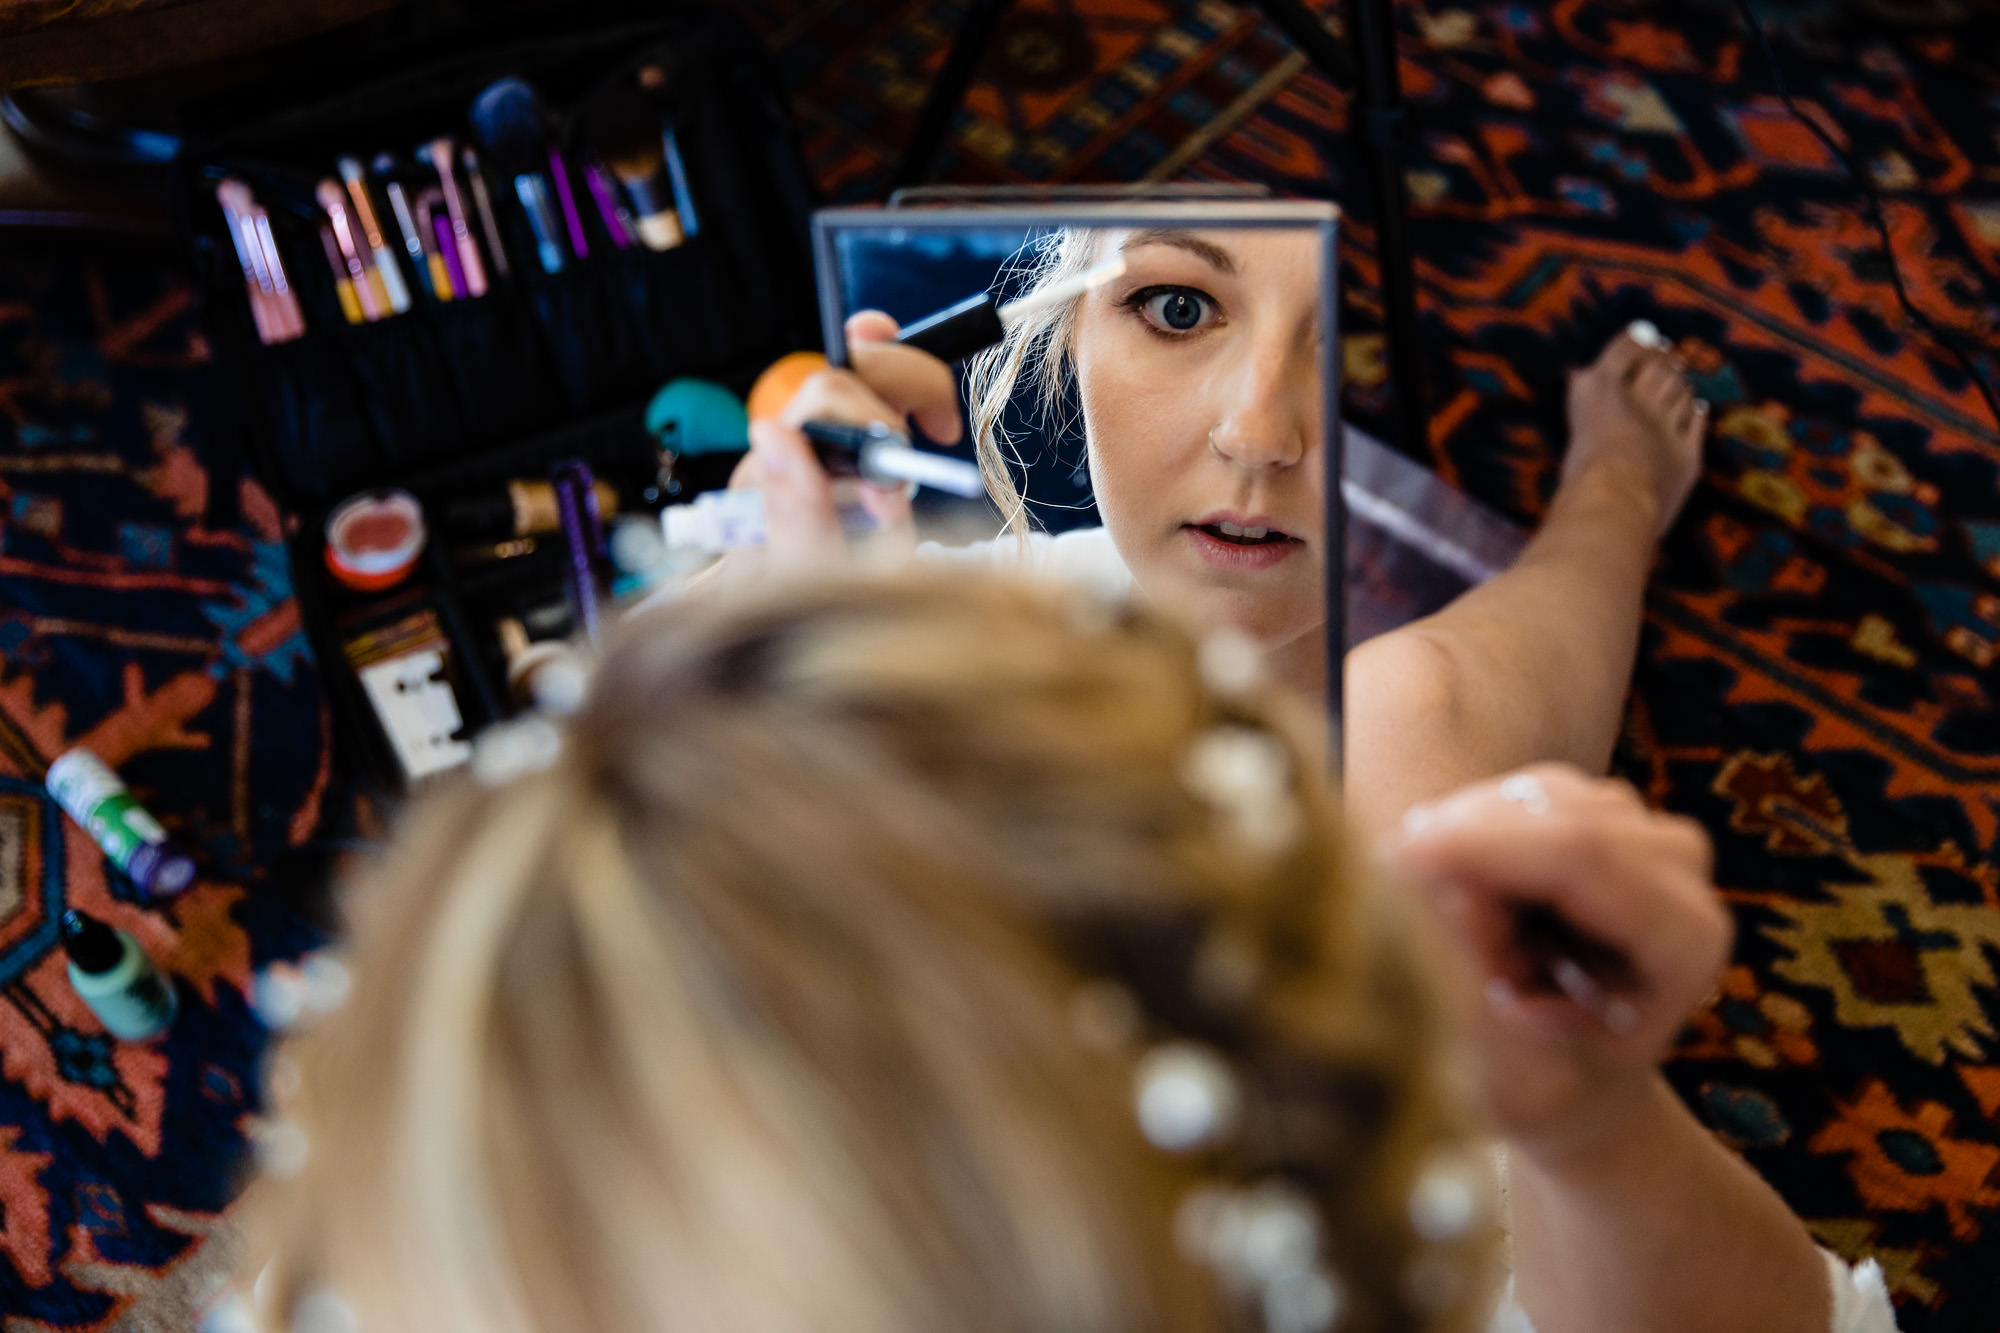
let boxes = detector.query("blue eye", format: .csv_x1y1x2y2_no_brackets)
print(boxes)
1135,287,1215,334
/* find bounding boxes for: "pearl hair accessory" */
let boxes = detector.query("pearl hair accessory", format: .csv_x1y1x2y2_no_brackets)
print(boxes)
1197,627,1265,699
1134,1041,1242,1152
1178,1181,1346,1333
470,714,563,786
1181,725,1304,859
247,1114,310,1180
1408,1149,1491,1243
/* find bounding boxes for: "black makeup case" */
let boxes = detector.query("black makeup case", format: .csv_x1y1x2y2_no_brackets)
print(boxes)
173,3,818,790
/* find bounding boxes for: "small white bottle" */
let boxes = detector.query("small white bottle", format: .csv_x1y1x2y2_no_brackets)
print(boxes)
61,909,178,1041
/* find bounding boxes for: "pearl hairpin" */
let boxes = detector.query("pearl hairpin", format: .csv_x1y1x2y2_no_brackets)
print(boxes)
470,715,563,786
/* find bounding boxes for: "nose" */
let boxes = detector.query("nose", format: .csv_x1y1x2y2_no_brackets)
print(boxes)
1206,335,1318,472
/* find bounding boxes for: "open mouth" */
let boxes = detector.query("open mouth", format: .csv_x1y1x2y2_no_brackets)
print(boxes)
1192,520,1297,547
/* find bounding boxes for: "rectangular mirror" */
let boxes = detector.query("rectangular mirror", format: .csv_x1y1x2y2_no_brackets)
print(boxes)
813,200,1525,763
815,201,1343,745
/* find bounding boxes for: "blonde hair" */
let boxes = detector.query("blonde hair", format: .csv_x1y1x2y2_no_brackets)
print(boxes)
963,228,1097,538
245,571,1489,1333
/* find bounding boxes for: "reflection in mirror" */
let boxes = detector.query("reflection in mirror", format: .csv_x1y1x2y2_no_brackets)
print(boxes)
823,212,1341,724
816,206,1526,748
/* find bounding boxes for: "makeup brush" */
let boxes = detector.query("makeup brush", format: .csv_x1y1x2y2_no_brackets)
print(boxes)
460,146,511,280
580,81,683,251
416,189,467,299
317,178,386,321
420,137,489,297
338,157,412,314
800,420,985,497
884,256,1129,365
372,154,433,301
637,63,700,238
411,190,454,301
318,224,365,324
471,78,568,274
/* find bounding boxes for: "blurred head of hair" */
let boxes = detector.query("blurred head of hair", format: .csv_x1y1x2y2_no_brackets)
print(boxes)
246,570,1492,1333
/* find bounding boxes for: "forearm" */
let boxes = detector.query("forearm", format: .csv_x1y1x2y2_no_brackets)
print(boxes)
1342,468,1660,836
1416,465,1659,772
1507,1074,1830,1333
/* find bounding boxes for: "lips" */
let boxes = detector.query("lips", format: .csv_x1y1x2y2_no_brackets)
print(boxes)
1182,512,1304,571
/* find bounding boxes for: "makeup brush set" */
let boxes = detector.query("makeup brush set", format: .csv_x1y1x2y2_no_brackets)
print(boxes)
177,5,817,789
218,71,709,340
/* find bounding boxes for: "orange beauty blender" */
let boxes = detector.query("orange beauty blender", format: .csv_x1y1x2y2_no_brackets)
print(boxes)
746,351,830,422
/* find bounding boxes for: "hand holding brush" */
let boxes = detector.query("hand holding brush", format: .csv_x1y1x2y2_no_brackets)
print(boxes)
1389,764,1732,1155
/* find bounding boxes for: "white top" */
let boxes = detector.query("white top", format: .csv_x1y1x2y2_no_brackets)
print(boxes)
916,527,1133,599
1489,1252,1898,1331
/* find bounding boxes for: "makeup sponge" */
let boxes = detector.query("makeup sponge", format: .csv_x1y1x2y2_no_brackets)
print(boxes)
747,351,829,422
646,378,749,456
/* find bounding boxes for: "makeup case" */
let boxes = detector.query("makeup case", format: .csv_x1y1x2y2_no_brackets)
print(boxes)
173,2,818,790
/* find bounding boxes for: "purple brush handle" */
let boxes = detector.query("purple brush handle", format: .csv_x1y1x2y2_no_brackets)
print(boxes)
550,460,604,644
548,148,589,261
433,214,468,298
584,164,633,249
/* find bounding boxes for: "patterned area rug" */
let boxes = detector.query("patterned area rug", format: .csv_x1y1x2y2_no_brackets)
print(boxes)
3,0,1998,1328
0,240,336,1327
748,0,2000,1327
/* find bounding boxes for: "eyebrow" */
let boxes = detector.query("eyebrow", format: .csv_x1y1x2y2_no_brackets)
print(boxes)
1119,228,1238,276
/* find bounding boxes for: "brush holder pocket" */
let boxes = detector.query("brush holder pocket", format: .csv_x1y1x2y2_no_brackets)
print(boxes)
177,2,816,791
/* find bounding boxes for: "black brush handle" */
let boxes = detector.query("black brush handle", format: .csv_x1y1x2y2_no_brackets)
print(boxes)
894,292,1005,364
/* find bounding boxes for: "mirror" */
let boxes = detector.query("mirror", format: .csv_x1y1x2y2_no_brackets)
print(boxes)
815,202,1344,744
812,200,1526,761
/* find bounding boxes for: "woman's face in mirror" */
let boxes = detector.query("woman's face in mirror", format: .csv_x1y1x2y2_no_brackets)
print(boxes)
1070,227,1326,653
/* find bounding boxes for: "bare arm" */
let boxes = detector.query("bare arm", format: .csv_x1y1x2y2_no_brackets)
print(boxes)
1343,331,1705,839
1391,769,1832,1333
1507,1074,1831,1333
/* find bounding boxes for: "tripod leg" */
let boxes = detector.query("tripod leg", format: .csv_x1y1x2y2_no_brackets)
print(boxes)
890,0,1014,190
1342,0,1428,457
1246,0,1356,89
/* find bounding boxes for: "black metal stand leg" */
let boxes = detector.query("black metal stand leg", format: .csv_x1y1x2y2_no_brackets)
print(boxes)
1242,0,1357,91
890,0,1014,190
1342,0,1427,457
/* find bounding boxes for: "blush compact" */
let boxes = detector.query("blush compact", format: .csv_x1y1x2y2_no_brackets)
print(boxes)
325,489,427,592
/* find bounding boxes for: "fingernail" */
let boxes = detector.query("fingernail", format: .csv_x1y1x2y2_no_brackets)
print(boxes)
1484,977,1520,1013
1626,319,1667,350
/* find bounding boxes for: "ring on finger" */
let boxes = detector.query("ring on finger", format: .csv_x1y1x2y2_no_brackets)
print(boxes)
1498,773,1554,816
